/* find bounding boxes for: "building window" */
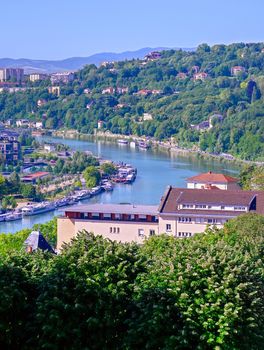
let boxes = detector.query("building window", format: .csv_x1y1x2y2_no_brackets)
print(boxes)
195,204,206,209
182,204,193,209
207,219,218,224
113,227,116,233
110,227,112,233
166,224,171,232
178,217,192,223
178,232,192,238
138,229,144,237
234,206,246,211
221,206,225,210
149,229,155,236
117,227,120,234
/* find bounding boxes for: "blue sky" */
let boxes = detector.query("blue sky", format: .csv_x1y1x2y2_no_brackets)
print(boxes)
1,0,263,59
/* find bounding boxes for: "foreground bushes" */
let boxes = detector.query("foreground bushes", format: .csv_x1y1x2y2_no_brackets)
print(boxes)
0,214,263,349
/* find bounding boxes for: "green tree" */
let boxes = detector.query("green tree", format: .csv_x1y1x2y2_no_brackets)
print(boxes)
100,162,117,176
21,184,37,200
1,196,17,210
83,166,101,187
0,175,7,198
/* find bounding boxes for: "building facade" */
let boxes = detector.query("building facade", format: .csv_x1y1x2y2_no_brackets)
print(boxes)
0,130,20,164
186,171,240,190
57,184,264,250
29,73,48,82
0,68,24,82
50,72,74,85
57,204,158,250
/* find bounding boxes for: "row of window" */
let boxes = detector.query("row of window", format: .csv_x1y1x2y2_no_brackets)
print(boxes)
109,227,156,237
165,218,227,231
177,232,193,237
182,204,246,211
109,227,120,234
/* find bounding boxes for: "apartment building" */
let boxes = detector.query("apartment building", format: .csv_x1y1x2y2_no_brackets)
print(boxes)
57,204,158,250
29,73,48,82
0,129,20,164
158,186,264,237
0,68,24,82
50,72,74,85
57,183,264,250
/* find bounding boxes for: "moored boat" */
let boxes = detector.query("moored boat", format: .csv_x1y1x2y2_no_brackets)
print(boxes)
117,139,128,145
138,141,150,150
22,202,56,216
4,212,22,221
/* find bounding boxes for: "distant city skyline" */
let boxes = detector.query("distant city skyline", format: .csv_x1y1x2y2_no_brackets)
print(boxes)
1,0,264,60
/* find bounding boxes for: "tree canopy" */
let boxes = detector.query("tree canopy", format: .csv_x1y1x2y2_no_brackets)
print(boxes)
0,214,263,349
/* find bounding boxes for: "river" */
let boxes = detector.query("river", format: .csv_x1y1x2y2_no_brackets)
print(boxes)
0,136,240,234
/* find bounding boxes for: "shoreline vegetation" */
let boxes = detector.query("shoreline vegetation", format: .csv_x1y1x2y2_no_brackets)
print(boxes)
51,129,264,166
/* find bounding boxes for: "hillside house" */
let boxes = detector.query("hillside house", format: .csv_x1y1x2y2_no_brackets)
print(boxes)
193,72,208,81
231,66,246,76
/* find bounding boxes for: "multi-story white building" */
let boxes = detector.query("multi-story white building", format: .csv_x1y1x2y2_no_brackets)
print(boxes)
50,72,74,85
0,68,24,82
29,73,48,82
186,171,240,190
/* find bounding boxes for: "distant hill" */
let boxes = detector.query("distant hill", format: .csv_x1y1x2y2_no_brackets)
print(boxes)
0,47,194,74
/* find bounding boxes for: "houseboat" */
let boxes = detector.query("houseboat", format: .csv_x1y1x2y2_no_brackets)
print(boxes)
22,202,56,216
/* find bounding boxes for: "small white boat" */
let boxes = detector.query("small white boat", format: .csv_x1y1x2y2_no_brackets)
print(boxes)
0,214,6,222
117,139,128,145
4,212,22,221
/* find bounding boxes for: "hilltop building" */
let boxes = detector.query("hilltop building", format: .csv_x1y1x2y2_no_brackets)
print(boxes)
51,72,74,85
144,51,161,61
48,86,60,96
57,172,263,250
193,72,208,81
231,66,246,76
29,73,48,82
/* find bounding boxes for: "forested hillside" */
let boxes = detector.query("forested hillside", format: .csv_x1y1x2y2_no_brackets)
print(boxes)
1,42,264,160
0,214,263,349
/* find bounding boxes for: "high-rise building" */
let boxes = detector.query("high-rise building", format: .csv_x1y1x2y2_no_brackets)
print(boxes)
0,68,24,82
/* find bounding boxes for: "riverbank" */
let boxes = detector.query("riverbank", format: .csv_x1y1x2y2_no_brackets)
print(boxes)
51,129,264,166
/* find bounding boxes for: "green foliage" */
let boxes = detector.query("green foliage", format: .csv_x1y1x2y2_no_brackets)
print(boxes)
239,165,264,190
1,43,264,159
52,151,99,175
1,195,17,209
20,183,37,200
0,175,7,198
83,165,101,187
100,162,117,176
0,217,57,257
0,214,263,349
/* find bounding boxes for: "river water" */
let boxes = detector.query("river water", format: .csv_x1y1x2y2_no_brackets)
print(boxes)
0,136,240,234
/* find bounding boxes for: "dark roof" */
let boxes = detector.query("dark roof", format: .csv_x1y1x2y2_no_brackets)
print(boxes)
24,231,55,253
159,187,264,215
187,171,238,184
64,204,158,216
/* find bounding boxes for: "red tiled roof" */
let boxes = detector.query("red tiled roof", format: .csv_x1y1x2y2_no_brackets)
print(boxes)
22,171,49,180
187,171,238,184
